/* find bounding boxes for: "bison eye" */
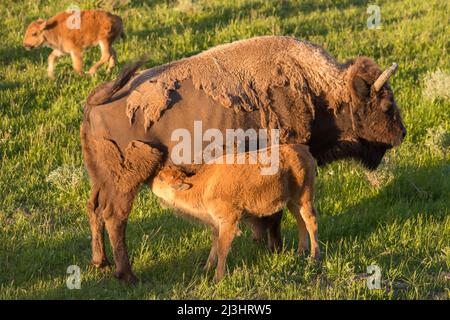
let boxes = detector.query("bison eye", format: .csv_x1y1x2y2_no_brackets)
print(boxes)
31,32,38,36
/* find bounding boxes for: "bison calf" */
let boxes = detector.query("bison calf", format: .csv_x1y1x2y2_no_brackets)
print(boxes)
23,10,124,78
151,144,320,282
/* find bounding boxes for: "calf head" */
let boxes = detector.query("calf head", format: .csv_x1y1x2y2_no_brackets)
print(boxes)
23,19,50,50
156,166,191,191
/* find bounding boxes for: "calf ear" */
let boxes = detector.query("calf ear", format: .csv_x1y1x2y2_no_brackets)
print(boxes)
36,19,48,31
171,183,191,191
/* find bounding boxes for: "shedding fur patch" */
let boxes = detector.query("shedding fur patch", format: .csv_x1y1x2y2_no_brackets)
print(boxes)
125,36,350,137
127,80,175,130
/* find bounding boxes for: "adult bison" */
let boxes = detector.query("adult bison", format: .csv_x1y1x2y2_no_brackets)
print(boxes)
81,36,406,284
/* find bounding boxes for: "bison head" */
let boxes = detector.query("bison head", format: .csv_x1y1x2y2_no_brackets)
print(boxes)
311,57,406,170
23,19,48,50
347,57,406,148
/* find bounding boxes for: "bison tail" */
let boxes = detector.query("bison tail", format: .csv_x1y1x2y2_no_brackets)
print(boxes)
86,55,148,107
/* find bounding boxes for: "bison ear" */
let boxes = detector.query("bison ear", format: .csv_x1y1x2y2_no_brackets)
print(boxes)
351,75,370,101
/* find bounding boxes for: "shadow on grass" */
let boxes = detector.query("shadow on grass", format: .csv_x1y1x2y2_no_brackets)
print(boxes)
128,0,369,43
2,160,448,299
0,45,48,66
317,162,449,242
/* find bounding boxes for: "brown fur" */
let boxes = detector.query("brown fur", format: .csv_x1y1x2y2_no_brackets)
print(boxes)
150,144,319,282
81,36,406,283
23,10,124,78
81,123,162,284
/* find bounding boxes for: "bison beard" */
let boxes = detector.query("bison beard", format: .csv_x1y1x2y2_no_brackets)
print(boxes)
81,36,405,283
312,139,389,170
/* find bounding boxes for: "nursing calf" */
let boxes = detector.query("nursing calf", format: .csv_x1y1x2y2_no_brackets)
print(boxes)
151,144,320,282
23,10,124,78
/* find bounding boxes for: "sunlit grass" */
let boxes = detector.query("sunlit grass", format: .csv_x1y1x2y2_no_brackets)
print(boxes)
0,0,449,299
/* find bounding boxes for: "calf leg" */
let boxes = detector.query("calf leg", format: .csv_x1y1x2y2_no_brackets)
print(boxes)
107,48,117,73
299,202,320,260
87,185,110,268
89,40,112,75
215,219,239,282
47,49,65,79
70,50,84,76
204,228,218,271
287,203,308,255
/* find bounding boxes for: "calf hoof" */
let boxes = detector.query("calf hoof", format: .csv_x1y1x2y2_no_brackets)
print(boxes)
114,271,139,285
88,68,97,76
213,273,224,283
309,250,322,263
203,261,215,272
91,259,112,269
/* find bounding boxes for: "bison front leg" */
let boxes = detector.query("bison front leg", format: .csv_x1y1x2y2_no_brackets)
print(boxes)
93,139,163,284
87,185,111,268
267,212,283,253
247,212,283,252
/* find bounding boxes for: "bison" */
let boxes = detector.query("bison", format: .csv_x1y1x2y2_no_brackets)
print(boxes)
80,36,406,284
23,10,125,78
151,144,319,282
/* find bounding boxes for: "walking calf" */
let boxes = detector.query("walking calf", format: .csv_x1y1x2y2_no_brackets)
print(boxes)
23,10,125,78
151,144,320,282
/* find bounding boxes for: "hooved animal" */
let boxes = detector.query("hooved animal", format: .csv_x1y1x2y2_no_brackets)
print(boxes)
150,144,320,282
23,10,125,78
81,36,406,284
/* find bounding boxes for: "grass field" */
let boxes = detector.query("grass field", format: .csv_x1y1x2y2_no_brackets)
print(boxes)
0,0,449,299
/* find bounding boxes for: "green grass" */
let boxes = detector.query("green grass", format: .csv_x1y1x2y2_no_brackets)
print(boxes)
0,0,449,299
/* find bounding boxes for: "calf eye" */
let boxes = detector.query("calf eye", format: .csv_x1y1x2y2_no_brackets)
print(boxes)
31,32,38,36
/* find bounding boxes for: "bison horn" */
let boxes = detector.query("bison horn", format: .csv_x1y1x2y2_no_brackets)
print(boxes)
373,63,398,92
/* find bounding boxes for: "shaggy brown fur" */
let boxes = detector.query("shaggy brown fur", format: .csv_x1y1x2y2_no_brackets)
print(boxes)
151,144,319,282
23,10,124,78
81,36,406,284
80,124,162,284
123,36,346,139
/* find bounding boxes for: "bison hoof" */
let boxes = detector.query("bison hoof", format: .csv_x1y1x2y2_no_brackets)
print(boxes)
251,233,266,244
268,239,283,253
114,271,139,285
